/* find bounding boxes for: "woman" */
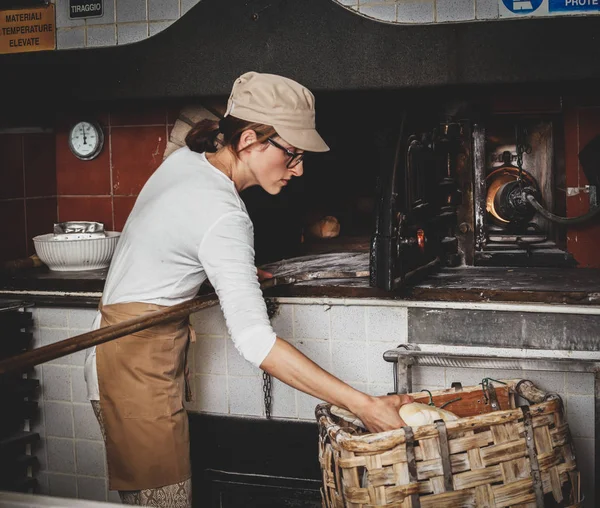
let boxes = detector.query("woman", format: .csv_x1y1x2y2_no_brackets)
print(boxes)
85,72,411,507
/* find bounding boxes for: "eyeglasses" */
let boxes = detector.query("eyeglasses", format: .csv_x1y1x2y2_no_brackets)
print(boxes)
267,138,304,168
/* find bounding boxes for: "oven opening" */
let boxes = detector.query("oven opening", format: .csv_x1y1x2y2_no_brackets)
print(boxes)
244,89,446,267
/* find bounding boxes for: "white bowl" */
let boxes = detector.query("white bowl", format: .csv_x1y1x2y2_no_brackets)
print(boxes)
33,232,121,271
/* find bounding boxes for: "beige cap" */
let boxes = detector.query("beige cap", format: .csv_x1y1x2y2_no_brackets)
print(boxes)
224,71,329,153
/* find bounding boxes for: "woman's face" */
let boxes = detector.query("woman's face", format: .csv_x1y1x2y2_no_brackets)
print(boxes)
242,134,304,195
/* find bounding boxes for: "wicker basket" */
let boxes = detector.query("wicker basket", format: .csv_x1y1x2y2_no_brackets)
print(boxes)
316,379,582,507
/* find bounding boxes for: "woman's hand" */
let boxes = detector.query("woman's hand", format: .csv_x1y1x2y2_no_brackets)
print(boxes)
351,394,414,433
257,268,273,282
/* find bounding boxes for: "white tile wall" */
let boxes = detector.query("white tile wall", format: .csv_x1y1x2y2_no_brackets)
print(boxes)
436,0,475,21
48,0,600,51
397,0,435,23
31,303,598,505
117,23,148,45
32,307,110,501
359,4,397,22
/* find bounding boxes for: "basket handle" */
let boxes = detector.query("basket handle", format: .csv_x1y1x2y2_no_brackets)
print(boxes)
516,379,552,404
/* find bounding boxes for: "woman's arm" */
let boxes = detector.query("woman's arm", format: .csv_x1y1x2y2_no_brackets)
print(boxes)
260,337,411,433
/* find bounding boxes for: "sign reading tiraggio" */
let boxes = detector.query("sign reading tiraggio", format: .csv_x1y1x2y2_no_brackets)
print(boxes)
69,0,103,19
0,5,55,54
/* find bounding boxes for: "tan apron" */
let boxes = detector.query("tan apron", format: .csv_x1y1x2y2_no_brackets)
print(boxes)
96,301,196,491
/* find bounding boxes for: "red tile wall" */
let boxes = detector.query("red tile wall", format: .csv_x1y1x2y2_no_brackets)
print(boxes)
1,97,598,268
0,103,174,263
563,99,600,268
0,132,57,262
55,104,172,231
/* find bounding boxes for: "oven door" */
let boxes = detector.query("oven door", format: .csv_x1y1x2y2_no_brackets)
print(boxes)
370,113,459,291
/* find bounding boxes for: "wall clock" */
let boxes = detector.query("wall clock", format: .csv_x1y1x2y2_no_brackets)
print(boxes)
68,120,104,160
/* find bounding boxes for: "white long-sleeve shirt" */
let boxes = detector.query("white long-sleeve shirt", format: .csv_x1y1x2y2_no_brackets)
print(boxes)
84,147,276,400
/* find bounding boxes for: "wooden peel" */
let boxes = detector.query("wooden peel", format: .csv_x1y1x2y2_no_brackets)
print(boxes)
0,294,219,375
0,254,370,375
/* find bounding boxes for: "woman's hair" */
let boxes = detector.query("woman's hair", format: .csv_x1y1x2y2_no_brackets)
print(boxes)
185,115,277,155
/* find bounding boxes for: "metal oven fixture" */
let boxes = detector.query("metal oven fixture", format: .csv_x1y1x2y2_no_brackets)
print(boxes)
370,114,465,291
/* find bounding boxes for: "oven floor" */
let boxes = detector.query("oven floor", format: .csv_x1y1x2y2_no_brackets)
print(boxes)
262,252,600,305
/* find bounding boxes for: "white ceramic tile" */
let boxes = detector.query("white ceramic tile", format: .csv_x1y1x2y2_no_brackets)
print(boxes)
67,308,97,329
195,336,227,375
181,0,201,15
367,383,394,396
336,0,357,5
77,476,107,502
195,374,228,413
148,0,179,20
36,308,69,328
397,0,435,23
445,367,486,388
191,305,228,336
71,367,89,403
149,20,173,36
330,306,366,341
46,438,75,474
297,391,324,421
436,0,475,21
228,376,263,416
481,368,524,384
358,4,397,21
75,440,106,476
520,371,566,395
411,366,446,390
117,22,148,44
47,472,77,498
40,328,71,365
87,0,116,25
366,306,407,343
270,304,293,338
57,27,87,49
226,338,261,377
43,365,72,401
367,342,395,384
331,341,369,384
291,339,331,371
566,395,595,438
44,402,74,438
55,2,85,28
293,305,330,340
270,378,297,418
476,0,499,18
566,372,595,395
73,403,103,441
117,0,147,22
108,490,122,503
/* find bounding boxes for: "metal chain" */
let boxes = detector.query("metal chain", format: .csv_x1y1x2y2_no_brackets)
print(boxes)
515,124,532,185
262,371,272,419
262,297,277,419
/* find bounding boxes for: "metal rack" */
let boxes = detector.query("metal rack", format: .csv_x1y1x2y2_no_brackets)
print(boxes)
0,299,39,494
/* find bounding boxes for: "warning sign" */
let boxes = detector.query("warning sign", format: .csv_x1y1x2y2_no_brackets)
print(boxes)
549,0,599,12
0,4,55,54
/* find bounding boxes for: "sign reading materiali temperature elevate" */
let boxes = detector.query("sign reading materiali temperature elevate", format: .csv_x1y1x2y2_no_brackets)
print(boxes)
0,4,55,54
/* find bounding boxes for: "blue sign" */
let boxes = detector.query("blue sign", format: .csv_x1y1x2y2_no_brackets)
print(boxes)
549,0,600,11
502,0,544,13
